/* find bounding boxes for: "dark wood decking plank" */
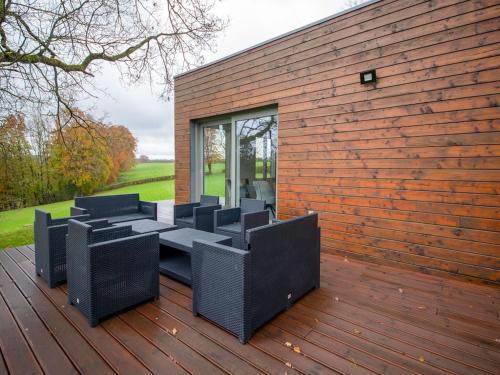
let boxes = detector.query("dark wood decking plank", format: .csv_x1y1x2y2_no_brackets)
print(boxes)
101,317,188,375
161,266,497,373
338,254,500,301
133,305,267,375
321,256,500,321
119,310,229,375
323,257,500,318
0,349,8,375
150,295,303,375
316,274,500,352
160,278,378,374
2,248,116,375
276,309,491,375
286,303,499,375
299,291,500,367
0,251,77,375
260,324,381,375
0,289,43,375
21,245,36,262
8,245,500,374
318,273,500,343
157,284,359,375
12,247,154,375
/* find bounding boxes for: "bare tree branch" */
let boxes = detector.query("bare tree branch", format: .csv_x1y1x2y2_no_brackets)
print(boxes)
0,0,226,131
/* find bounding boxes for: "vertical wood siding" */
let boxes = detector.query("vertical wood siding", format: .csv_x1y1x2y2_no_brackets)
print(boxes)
174,0,500,284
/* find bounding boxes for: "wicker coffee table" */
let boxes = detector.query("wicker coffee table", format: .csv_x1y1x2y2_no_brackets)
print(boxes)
158,228,232,285
114,219,177,234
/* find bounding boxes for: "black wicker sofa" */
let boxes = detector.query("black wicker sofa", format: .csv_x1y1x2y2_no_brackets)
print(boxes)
70,193,157,223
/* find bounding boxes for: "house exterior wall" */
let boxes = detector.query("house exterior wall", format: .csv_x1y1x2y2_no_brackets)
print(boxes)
174,0,500,284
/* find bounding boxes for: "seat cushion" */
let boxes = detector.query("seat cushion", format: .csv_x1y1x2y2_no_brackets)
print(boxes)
176,216,194,225
216,222,241,234
107,213,154,223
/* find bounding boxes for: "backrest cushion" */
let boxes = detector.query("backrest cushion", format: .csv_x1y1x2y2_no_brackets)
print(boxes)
74,194,139,218
200,195,219,205
240,198,265,214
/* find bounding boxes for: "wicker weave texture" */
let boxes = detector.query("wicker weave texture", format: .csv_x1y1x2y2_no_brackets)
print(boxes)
66,219,159,326
73,194,157,222
192,213,320,343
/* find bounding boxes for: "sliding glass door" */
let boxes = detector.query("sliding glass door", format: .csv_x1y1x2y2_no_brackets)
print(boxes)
202,123,231,206
196,109,277,213
236,114,277,214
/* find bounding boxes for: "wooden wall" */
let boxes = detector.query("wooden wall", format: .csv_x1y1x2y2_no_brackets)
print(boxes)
174,0,500,285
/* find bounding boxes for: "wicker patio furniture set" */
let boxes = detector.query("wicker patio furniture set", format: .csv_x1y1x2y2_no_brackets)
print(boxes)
35,193,320,343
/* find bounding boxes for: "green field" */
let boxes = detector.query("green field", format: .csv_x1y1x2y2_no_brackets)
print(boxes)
203,162,226,197
0,174,175,249
117,161,174,183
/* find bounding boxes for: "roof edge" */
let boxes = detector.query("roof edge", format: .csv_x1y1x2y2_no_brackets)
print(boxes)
174,0,383,79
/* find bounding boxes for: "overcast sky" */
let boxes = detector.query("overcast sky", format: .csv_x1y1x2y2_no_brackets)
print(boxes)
91,0,353,159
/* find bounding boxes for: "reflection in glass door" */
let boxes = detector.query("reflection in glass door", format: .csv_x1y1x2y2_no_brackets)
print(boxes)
203,124,231,206
236,115,277,214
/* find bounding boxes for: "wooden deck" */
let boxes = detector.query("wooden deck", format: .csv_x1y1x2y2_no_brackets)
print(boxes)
0,246,498,375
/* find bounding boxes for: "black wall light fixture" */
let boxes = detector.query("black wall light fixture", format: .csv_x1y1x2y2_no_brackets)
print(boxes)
360,69,377,84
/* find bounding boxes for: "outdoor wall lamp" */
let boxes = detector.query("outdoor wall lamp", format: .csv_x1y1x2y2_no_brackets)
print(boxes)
360,69,377,84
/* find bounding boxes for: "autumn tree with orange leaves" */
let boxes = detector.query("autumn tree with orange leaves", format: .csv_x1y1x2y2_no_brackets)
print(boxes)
49,110,137,196
104,125,137,183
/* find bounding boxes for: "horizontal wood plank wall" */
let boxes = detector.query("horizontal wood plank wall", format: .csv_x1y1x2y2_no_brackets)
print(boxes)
174,0,500,285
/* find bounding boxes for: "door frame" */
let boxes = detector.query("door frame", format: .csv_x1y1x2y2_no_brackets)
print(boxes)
192,107,278,210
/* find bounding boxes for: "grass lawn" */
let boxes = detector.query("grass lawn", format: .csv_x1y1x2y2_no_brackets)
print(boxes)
204,162,226,197
117,161,174,183
0,179,175,249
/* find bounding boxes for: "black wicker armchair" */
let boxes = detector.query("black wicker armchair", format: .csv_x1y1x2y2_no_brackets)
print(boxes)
174,195,221,232
66,219,159,327
192,213,320,343
34,209,109,288
70,193,157,223
213,198,268,249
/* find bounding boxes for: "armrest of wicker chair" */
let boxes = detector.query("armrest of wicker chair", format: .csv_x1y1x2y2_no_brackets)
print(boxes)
174,202,200,219
214,207,241,228
241,210,269,233
70,206,88,216
191,240,251,343
49,214,90,226
139,200,157,219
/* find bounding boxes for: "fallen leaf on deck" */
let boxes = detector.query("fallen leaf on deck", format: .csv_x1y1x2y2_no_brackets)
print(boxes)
398,288,403,293
335,297,339,302
284,342,292,347
353,329,361,335
293,346,301,353
172,328,178,335
285,362,292,368
418,356,425,363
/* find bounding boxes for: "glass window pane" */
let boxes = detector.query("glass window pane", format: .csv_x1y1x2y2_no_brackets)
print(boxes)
203,124,231,206
236,115,277,214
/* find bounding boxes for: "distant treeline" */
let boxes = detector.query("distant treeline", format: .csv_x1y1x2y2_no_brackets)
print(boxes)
0,110,137,211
